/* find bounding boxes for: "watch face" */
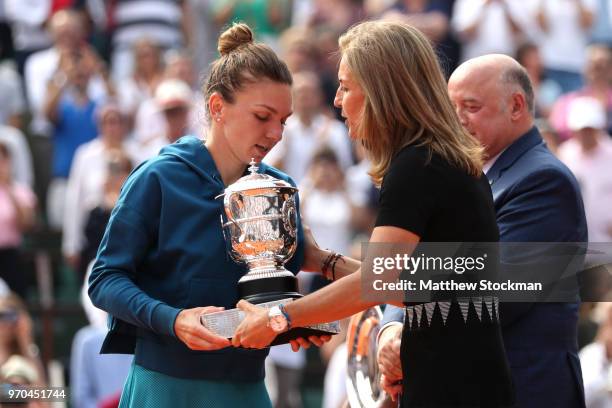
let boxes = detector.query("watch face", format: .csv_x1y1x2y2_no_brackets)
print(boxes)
270,315,287,333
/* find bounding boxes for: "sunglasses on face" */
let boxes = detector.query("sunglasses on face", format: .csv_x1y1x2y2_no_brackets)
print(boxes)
0,310,19,323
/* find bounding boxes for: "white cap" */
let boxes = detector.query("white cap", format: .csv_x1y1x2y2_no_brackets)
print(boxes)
1,355,40,384
155,79,193,110
567,96,606,131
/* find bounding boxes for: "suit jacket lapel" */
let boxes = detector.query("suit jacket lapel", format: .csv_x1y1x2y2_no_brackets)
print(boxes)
487,127,544,187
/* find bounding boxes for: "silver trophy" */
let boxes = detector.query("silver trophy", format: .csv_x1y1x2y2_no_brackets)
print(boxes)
218,159,300,304
200,160,339,345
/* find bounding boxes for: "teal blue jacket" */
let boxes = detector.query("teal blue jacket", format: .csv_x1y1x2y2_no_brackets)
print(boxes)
88,136,304,381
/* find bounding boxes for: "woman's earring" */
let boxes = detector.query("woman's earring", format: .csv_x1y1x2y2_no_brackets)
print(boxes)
216,116,221,122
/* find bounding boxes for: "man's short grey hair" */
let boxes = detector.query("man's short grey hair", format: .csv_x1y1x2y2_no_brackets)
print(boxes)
501,65,535,115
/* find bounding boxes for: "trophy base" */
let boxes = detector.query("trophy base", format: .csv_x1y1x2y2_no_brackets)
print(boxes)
234,276,338,345
239,274,301,304
269,326,337,346
200,298,341,346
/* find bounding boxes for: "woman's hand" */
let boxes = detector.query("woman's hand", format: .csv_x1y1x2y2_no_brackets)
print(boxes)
174,306,231,350
232,300,277,349
377,324,403,401
288,335,332,352
380,374,403,402
377,335,402,380
231,301,332,350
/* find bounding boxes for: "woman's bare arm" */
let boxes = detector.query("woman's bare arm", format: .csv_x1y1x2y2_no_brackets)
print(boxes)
232,226,419,349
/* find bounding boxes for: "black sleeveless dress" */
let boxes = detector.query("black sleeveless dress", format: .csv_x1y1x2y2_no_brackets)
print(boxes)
375,145,515,407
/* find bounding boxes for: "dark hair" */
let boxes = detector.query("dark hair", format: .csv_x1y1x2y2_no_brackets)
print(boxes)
501,64,535,115
0,22,14,61
0,142,10,159
339,21,484,185
203,23,292,120
311,146,339,165
515,42,538,66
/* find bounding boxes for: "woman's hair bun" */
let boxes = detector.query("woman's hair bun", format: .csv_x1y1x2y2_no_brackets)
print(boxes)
218,23,254,56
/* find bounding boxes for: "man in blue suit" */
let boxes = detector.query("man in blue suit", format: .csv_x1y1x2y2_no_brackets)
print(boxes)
377,54,587,407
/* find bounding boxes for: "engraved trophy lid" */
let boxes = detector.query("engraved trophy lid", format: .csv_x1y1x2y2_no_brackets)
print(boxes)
217,158,297,198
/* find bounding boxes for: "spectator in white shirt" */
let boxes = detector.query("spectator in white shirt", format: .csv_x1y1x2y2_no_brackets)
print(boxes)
117,38,164,130
24,9,107,137
133,51,202,145
452,0,529,63
533,0,597,93
136,79,193,162
264,70,353,184
2,0,52,74
62,103,138,275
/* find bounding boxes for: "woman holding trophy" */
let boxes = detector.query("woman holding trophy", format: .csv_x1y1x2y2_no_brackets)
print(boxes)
234,21,516,407
88,23,314,407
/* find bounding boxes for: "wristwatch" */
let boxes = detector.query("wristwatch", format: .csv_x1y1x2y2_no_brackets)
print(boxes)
268,305,289,333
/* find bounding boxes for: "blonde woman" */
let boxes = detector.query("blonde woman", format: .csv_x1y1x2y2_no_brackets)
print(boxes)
235,21,515,407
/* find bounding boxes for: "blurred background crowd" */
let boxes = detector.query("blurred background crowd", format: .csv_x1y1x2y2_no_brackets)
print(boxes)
0,0,611,407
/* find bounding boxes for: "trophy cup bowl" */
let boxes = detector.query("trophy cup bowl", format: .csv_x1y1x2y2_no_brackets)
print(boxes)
219,160,302,304
200,160,340,345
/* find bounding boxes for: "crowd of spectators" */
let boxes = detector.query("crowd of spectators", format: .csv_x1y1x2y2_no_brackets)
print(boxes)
0,1,611,407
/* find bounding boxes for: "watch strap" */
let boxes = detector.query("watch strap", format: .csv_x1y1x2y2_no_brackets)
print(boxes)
278,303,292,330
